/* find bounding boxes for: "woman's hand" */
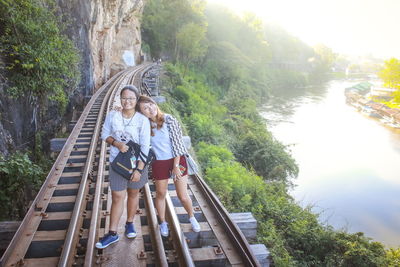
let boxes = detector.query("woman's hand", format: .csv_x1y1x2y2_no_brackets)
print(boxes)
115,141,129,153
131,170,141,182
172,166,182,182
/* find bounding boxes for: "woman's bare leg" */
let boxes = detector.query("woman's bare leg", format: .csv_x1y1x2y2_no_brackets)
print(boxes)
174,175,194,217
109,190,126,231
155,179,169,222
126,188,140,222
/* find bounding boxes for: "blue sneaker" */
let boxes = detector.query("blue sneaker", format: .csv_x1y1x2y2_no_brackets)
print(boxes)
125,223,137,238
95,233,119,249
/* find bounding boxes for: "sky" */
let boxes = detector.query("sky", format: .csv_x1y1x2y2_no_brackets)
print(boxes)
208,0,400,60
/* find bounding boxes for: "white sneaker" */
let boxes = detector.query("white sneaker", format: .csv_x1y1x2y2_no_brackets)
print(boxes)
189,216,200,232
160,221,169,237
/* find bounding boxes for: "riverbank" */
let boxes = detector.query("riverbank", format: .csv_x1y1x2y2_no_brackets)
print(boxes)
261,79,400,248
345,84,400,129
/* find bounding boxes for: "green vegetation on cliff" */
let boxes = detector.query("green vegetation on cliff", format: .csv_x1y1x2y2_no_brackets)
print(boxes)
0,152,46,220
0,0,80,112
0,0,79,219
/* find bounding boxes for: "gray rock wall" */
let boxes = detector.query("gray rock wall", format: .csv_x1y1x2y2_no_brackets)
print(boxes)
89,0,144,89
57,0,144,92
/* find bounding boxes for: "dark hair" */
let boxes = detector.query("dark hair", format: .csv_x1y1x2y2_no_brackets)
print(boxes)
136,95,165,136
120,85,139,100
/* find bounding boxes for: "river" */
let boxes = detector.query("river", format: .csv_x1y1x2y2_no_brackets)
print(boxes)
260,79,400,247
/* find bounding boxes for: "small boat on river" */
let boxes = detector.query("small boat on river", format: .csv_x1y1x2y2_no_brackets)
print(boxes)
360,106,382,118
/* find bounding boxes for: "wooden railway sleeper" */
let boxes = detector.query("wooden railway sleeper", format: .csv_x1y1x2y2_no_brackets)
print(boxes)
95,255,110,265
0,65,175,267
165,251,175,262
84,67,147,266
89,175,96,182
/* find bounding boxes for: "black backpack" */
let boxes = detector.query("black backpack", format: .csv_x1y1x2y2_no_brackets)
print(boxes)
111,140,155,179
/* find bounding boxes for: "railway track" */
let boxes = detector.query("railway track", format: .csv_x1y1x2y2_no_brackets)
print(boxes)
1,63,260,267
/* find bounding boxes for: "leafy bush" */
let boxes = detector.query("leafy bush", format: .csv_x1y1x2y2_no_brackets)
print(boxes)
234,129,298,183
325,232,387,266
0,152,45,219
386,248,400,267
186,113,224,145
196,142,234,169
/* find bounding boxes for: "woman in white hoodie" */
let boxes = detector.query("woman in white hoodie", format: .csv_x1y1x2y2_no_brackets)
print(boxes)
95,85,150,249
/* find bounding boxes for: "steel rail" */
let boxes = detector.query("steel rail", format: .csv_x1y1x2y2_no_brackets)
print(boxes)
0,69,126,267
82,68,135,266
143,184,169,266
93,65,155,267
192,173,261,267
139,64,157,96
1,62,262,267
82,65,151,266
165,192,195,267
130,62,193,266
61,66,146,266
83,130,107,266
83,65,149,266
0,66,145,267
58,67,137,266
101,71,136,241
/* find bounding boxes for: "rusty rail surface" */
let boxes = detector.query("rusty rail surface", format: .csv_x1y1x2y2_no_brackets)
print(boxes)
1,63,261,267
0,65,149,267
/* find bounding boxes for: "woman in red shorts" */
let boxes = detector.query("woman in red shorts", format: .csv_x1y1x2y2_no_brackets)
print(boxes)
137,95,200,236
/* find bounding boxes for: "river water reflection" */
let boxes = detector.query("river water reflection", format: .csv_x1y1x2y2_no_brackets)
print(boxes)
260,79,400,247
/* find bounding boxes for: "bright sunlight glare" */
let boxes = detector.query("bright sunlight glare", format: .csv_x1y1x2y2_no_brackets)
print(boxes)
208,0,400,59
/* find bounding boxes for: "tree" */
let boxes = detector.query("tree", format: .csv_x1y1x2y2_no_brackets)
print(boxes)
204,41,251,89
141,0,206,59
313,44,336,73
378,58,400,102
386,248,400,267
176,22,207,75
0,0,80,125
379,58,400,89
0,0,79,102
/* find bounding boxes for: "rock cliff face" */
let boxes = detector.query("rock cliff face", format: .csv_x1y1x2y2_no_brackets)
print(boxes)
89,0,144,88
58,0,145,91
0,0,145,156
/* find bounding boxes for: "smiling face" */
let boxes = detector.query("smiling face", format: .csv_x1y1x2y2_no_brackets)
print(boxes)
139,101,158,120
120,89,137,111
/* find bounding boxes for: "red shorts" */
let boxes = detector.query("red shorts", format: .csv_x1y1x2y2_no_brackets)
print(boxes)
152,156,188,180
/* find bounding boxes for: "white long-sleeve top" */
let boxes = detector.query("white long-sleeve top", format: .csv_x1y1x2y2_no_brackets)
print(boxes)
101,110,150,163
151,114,188,160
